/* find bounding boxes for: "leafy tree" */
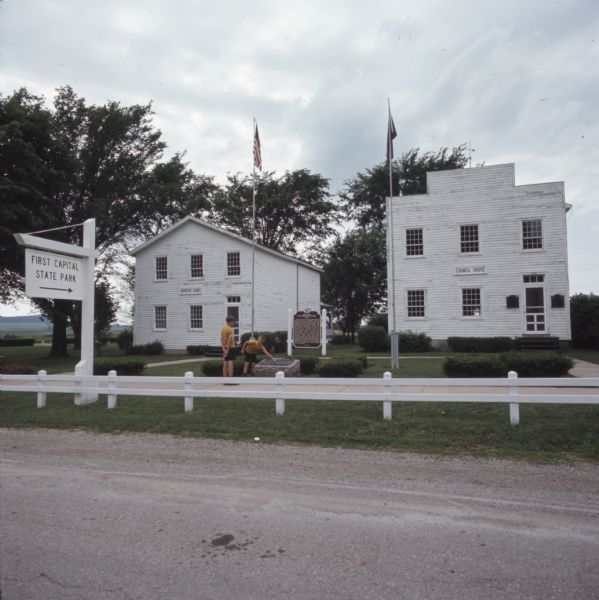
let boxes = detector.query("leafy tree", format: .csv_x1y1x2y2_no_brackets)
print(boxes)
321,228,387,342
208,169,338,256
0,89,63,302
1,85,208,356
570,293,599,348
341,145,468,228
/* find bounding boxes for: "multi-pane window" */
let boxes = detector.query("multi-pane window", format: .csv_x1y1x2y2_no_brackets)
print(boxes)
190,305,203,329
154,305,167,329
407,290,425,317
190,254,203,278
405,228,423,256
227,296,241,303
462,288,481,317
522,220,543,249
460,224,479,253
227,252,240,276
155,256,167,280
523,274,544,283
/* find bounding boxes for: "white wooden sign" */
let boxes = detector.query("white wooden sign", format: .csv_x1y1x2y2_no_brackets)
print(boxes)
25,248,84,300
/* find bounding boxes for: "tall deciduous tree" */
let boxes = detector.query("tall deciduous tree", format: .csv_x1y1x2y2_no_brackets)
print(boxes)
209,169,338,257
1,86,209,356
321,228,387,342
341,145,468,228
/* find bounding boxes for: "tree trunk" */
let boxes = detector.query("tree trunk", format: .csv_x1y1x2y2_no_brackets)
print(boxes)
71,304,82,350
49,300,70,357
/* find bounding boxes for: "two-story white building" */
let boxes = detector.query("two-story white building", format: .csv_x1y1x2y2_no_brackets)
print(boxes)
386,163,572,346
131,217,321,350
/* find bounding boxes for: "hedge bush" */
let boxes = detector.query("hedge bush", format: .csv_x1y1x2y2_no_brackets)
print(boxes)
398,331,432,352
0,337,35,347
367,313,388,332
447,336,515,353
444,352,573,378
570,293,599,348
330,334,352,345
318,359,363,378
0,363,36,374
201,359,244,376
358,325,389,352
127,340,164,355
116,329,133,352
300,357,320,375
186,345,211,356
93,359,146,376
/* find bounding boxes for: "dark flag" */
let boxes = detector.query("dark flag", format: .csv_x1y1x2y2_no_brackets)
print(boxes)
387,108,397,161
253,124,262,171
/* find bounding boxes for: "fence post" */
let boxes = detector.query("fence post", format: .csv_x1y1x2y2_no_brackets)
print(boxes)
37,369,47,408
383,371,392,421
275,371,285,415
508,370,520,426
184,371,194,413
107,370,117,409
74,362,84,406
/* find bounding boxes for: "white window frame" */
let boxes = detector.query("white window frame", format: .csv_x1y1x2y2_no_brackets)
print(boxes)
155,256,167,281
461,288,481,318
190,254,204,279
406,289,426,319
522,219,543,251
154,305,167,330
227,251,241,277
459,223,480,254
405,228,424,257
189,304,203,330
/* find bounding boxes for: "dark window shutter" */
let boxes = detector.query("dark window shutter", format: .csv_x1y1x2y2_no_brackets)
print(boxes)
551,294,565,308
506,295,519,309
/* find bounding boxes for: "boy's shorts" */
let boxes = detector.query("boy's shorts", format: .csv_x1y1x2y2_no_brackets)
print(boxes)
244,353,257,363
224,349,237,361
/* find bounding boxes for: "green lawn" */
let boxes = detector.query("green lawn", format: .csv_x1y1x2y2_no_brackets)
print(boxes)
2,343,597,463
0,343,191,373
565,349,599,365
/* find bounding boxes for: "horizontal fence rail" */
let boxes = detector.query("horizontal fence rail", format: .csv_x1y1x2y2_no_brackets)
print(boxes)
2,370,599,425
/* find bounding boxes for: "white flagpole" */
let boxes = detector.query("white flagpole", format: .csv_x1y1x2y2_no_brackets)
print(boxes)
387,99,399,369
251,119,257,339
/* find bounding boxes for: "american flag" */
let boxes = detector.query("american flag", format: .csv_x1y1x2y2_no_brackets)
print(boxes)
253,124,262,171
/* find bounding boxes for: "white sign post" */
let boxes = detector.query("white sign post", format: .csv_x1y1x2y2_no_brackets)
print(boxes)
15,218,97,404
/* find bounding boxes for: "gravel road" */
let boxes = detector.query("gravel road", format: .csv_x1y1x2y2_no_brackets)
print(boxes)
1,428,598,600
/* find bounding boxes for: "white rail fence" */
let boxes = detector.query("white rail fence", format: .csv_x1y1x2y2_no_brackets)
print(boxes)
2,370,599,426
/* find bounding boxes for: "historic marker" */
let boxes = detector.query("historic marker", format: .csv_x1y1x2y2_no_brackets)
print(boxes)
25,248,84,300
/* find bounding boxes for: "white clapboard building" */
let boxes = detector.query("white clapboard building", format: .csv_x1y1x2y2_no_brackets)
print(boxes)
131,217,321,350
386,163,572,345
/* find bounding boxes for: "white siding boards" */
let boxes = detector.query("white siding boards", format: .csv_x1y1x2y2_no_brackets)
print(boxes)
131,217,321,350
386,163,572,344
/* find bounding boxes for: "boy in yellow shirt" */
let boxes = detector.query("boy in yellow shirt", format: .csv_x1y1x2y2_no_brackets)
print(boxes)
220,316,237,377
241,334,274,376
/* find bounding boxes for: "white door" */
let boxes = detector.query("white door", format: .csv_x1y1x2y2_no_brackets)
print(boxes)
524,286,546,333
225,296,241,341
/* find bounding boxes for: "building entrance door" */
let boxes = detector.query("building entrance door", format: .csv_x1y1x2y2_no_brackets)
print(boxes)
524,286,546,333
225,296,241,342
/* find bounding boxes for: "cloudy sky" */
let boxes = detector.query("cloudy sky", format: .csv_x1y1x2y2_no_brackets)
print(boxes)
1,0,597,317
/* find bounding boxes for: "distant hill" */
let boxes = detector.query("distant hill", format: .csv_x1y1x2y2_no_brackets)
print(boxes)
0,315,129,336
0,315,53,332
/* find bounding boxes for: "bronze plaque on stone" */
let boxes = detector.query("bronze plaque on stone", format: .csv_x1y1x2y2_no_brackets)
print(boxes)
293,310,321,348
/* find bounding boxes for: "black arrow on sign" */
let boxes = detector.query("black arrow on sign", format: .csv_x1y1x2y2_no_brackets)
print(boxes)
40,286,74,293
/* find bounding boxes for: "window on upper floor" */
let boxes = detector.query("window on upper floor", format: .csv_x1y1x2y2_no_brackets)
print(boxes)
190,305,203,329
154,305,167,329
227,252,240,276
522,220,543,250
190,254,203,278
462,288,481,317
407,290,425,317
155,256,167,280
405,228,423,256
460,224,479,253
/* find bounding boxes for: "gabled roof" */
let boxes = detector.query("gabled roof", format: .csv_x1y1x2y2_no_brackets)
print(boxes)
130,216,322,272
